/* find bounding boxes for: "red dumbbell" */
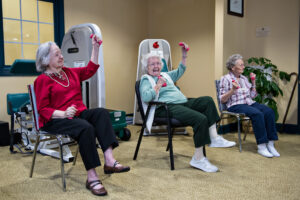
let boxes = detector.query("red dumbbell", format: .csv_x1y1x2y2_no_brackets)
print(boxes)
90,34,103,45
232,80,240,89
158,75,167,87
179,42,190,51
250,72,256,81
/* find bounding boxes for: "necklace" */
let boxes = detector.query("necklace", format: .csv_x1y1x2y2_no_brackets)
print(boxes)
45,70,70,87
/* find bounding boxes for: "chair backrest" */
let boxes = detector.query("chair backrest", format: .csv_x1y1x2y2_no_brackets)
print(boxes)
215,80,228,112
27,84,40,132
135,80,146,123
6,93,30,115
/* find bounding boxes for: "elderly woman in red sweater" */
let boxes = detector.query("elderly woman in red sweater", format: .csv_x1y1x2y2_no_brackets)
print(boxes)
34,36,129,196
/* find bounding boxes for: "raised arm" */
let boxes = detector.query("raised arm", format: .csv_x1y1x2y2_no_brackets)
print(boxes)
179,42,189,66
90,34,102,64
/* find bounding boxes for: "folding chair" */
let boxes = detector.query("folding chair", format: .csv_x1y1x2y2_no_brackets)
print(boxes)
7,93,31,153
27,84,79,191
215,80,251,152
133,80,206,170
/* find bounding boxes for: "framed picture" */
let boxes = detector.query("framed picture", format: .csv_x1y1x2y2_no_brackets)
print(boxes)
228,0,244,17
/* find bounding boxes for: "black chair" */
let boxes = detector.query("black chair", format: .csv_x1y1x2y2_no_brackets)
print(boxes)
215,80,251,152
27,84,79,191
133,80,205,170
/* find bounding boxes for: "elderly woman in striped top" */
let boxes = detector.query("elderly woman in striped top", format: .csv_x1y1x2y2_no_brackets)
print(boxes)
219,54,280,158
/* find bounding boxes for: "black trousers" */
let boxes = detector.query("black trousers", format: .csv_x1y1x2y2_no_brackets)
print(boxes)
42,108,119,170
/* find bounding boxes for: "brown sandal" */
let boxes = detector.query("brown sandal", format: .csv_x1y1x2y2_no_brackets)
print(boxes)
104,161,130,174
86,180,108,196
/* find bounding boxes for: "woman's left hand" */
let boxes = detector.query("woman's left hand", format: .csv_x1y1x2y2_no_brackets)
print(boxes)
179,42,189,57
179,42,189,66
91,34,102,48
90,34,102,64
250,72,256,86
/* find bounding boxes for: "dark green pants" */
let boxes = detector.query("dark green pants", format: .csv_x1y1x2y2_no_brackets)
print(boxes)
155,96,220,148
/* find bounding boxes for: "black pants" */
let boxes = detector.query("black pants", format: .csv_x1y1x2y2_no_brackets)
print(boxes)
155,96,220,147
42,108,119,170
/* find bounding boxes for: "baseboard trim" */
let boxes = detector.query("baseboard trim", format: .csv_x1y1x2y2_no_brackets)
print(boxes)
219,123,300,134
276,123,300,134
218,123,237,134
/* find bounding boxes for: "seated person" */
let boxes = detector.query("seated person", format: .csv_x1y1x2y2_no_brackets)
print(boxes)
219,54,280,158
139,42,236,173
34,36,130,196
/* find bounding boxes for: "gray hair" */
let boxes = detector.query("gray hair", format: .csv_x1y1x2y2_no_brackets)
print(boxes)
226,54,243,71
35,41,57,72
141,51,163,73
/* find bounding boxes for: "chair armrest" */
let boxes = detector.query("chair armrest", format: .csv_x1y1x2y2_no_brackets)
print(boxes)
144,101,169,123
222,111,247,117
148,101,166,106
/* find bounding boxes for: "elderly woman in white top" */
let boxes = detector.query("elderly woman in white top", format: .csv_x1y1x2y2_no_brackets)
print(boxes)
139,43,236,173
219,54,279,158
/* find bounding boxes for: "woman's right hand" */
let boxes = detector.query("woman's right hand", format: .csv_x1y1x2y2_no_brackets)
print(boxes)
154,77,166,94
157,76,166,87
232,80,240,90
65,105,78,118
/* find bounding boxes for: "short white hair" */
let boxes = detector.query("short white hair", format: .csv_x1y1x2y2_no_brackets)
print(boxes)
141,51,163,73
35,41,57,72
226,54,243,71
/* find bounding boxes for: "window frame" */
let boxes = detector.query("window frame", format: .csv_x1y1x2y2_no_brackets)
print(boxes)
0,0,64,76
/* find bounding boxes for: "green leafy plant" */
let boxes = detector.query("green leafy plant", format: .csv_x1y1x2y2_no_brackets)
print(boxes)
243,57,291,121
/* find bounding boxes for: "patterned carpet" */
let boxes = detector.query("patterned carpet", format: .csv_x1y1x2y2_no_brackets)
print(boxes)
0,125,299,200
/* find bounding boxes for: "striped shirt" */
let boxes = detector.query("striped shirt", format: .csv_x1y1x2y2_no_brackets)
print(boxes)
219,72,257,108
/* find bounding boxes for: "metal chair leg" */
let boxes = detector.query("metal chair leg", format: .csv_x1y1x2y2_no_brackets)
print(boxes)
243,120,250,141
237,117,242,152
166,128,175,152
167,125,174,170
217,113,225,134
29,134,40,178
57,137,66,192
9,113,16,153
72,145,79,166
133,126,145,160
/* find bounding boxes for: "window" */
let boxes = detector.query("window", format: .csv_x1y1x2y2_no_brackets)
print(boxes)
0,0,64,76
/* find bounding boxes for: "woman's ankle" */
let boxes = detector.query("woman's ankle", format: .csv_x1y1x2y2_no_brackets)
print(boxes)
87,168,99,181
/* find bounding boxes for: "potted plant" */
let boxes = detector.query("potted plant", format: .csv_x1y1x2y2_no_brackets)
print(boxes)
243,57,291,121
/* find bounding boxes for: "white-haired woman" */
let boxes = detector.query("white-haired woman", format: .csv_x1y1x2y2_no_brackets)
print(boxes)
34,37,129,196
219,54,279,158
139,43,236,173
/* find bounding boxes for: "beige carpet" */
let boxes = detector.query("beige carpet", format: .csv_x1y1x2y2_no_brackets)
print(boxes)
0,125,299,200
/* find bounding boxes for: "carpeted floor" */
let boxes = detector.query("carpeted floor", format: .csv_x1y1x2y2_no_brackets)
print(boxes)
0,125,299,200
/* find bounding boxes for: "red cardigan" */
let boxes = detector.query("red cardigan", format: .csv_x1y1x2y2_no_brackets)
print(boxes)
34,61,100,128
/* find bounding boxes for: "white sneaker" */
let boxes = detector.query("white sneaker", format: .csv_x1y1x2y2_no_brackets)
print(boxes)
190,156,218,172
267,143,280,157
257,144,273,158
208,135,236,148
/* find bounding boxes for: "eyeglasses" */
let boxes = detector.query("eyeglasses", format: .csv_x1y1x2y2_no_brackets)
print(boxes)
148,62,161,67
